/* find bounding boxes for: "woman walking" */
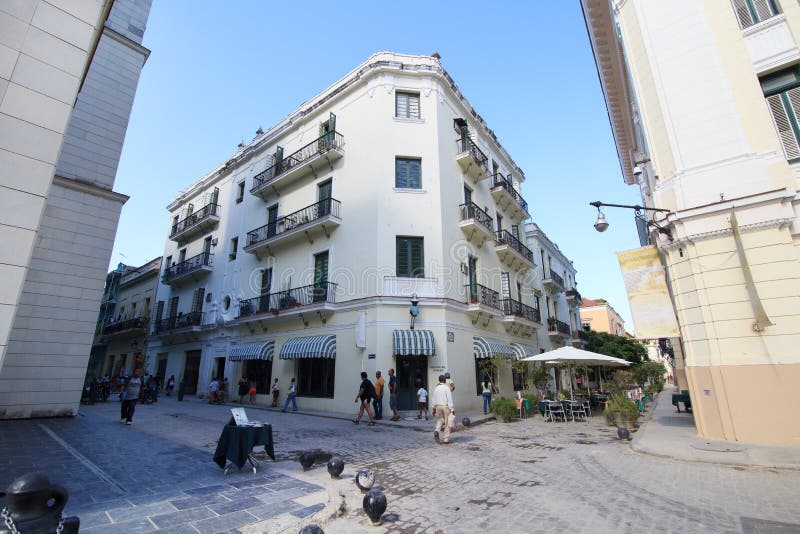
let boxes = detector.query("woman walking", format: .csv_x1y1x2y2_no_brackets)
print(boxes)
481,378,493,414
238,375,249,404
165,375,175,397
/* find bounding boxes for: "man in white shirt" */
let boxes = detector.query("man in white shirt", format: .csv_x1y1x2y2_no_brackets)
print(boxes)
208,377,219,404
431,374,454,445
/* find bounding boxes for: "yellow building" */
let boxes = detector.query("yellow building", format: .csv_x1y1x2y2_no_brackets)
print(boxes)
582,0,800,444
578,298,626,337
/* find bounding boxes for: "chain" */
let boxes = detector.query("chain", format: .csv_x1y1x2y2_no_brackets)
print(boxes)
1,508,64,534
56,513,64,534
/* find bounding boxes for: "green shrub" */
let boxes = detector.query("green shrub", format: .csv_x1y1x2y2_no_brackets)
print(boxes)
492,397,518,423
604,394,640,426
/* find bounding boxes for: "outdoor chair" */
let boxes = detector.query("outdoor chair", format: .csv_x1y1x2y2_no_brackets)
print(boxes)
515,397,528,419
546,401,566,423
567,400,588,422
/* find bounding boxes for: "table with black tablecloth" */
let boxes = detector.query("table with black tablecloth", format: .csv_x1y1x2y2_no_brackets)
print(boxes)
213,422,275,471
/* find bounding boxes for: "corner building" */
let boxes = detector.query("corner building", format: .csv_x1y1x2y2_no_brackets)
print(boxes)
582,1,800,443
149,52,569,414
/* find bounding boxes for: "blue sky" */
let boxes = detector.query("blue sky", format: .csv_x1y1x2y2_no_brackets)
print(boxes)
111,0,645,331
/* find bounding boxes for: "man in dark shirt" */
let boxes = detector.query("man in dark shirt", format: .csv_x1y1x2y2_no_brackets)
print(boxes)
120,369,143,425
388,368,400,421
352,371,376,426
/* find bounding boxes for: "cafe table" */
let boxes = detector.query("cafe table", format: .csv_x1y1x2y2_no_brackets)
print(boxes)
213,419,275,474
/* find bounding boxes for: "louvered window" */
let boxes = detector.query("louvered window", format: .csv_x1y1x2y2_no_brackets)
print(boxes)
191,288,205,313
396,237,424,278
761,68,800,162
395,92,420,119
395,158,421,189
731,0,780,29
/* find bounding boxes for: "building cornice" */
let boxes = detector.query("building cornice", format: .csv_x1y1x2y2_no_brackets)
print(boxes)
53,175,129,204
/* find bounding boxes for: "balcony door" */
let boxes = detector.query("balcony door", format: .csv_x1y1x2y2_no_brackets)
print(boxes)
467,256,478,302
318,180,332,217
267,205,278,238
496,213,503,233
313,251,329,302
259,268,272,313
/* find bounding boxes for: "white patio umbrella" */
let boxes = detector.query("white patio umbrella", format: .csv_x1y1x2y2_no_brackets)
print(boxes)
519,346,630,397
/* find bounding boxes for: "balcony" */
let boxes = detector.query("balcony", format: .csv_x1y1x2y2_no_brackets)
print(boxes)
490,174,529,222
501,298,541,336
495,230,536,272
566,288,582,306
543,270,565,293
103,317,148,339
244,199,341,258
572,329,589,346
170,203,220,242
459,202,495,247
465,283,502,326
154,312,203,335
250,131,344,199
235,282,337,324
162,252,213,286
548,318,571,339
455,137,489,182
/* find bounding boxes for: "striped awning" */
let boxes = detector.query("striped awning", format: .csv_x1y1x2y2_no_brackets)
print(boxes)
279,335,336,359
473,336,515,359
393,330,436,356
228,341,274,361
511,343,538,360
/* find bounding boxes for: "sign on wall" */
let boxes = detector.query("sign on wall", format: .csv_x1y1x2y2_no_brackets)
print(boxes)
617,246,680,338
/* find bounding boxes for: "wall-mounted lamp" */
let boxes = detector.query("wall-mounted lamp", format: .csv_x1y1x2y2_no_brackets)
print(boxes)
589,201,672,240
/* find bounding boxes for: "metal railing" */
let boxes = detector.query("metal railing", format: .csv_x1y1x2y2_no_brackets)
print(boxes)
170,203,220,239
465,283,501,309
246,199,340,249
546,270,565,288
566,288,582,302
490,174,528,214
459,202,494,233
455,137,488,169
237,282,338,318
573,329,589,341
502,298,541,323
154,312,203,334
162,252,213,284
548,318,571,335
251,131,344,192
495,230,535,264
103,316,148,336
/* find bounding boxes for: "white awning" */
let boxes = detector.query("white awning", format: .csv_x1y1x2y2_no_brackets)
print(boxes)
511,343,538,360
228,341,274,361
279,334,336,359
393,329,436,356
473,336,515,359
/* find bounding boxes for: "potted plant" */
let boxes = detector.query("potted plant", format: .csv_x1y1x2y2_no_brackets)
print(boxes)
604,394,640,430
547,316,557,330
491,397,517,423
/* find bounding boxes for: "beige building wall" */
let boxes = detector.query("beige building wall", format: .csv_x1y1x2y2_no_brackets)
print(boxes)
579,299,626,336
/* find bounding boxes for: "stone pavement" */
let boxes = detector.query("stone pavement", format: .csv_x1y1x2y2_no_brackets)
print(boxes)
1,394,799,533
632,389,800,470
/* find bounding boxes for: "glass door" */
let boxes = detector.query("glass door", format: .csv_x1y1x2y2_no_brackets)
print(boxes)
396,356,428,411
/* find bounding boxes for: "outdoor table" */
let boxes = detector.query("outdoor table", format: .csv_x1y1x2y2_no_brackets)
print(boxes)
213,421,275,474
672,393,691,413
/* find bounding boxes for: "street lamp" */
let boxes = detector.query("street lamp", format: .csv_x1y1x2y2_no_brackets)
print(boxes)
589,201,671,240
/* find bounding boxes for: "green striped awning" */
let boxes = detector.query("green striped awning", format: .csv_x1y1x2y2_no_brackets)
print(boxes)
228,341,274,361
473,336,515,359
279,335,336,359
393,330,436,356
511,343,538,360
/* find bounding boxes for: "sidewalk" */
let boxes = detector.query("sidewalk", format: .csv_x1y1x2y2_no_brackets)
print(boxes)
632,388,800,470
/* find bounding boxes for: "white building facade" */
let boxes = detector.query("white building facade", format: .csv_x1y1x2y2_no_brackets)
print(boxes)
148,52,586,413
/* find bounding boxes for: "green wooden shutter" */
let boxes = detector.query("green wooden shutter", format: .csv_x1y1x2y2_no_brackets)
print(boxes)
314,252,329,285
752,0,777,21
167,296,179,318
767,91,800,160
154,301,164,323
409,159,421,188
396,237,410,277
732,0,755,27
191,288,205,313
410,238,424,278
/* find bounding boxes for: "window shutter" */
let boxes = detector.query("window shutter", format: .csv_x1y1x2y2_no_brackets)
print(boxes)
408,160,421,188
168,296,179,318
732,0,755,28
501,272,510,299
396,92,408,117
191,288,205,313
410,238,424,277
767,93,800,160
752,0,777,22
408,94,419,118
395,158,406,188
155,301,164,323
397,238,410,277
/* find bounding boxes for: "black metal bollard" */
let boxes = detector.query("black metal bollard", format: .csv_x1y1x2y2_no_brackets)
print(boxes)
0,473,79,534
177,380,185,401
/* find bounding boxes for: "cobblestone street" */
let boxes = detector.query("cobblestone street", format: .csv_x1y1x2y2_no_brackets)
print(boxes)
1,392,798,533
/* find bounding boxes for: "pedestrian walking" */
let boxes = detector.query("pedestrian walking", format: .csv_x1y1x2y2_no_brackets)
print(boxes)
165,375,175,396
432,374,454,444
282,378,298,412
445,372,455,392
352,371,376,426
249,378,257,403
417,384,428,420
373,371,385,420
208,377,220,404
238,375,249,404
271,378,280,407
120,369,143,425
388,368,400,421
482,378,493,414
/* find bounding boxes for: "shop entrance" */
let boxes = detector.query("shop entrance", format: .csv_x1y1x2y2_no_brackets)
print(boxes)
183,350,201,394
396,355,428,411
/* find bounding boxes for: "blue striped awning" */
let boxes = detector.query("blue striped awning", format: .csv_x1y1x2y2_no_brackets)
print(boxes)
393,330,436,356
279,335,336,359
228,341,274,361
473,336,515,359
511,343,538,360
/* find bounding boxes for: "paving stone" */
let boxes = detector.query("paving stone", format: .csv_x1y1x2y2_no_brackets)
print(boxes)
81,517,155,533
208,496,263,515
150,506,216,528
290,502,325,518
247,500,301,520
169,493,229,510
107,500,177,522
191,510,257,534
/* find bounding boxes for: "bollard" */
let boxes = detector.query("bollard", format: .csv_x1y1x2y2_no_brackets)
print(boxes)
0,473,79,534
326,457,344,479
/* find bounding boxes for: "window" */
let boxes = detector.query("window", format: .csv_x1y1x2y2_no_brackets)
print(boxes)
229,237,238,260
298,358,335,397
732,0,780,29
395,91,420,119
244,359,272,394
762,67,800,162
236,182,245,203
395,158,421,189
396,236,424,278
191,288,205,313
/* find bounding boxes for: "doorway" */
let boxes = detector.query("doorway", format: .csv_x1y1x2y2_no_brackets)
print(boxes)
396,355,428,410
183,350,201,394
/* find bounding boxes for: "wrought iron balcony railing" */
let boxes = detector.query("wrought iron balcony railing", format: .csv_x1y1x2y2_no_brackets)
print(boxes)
237,282,337,318
154,312,203,334
502,298,541,323
491,174,528,214
546,270,565,288
573,329,589,341
456,137,488,169
465,283,501,309
566,288,582,303
246,199,340,250
495,230,535,264
162,252,213,284
170,203,220,239
548,318,571,335
103,316,148,336
251,131,344,193
459,202,494,233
